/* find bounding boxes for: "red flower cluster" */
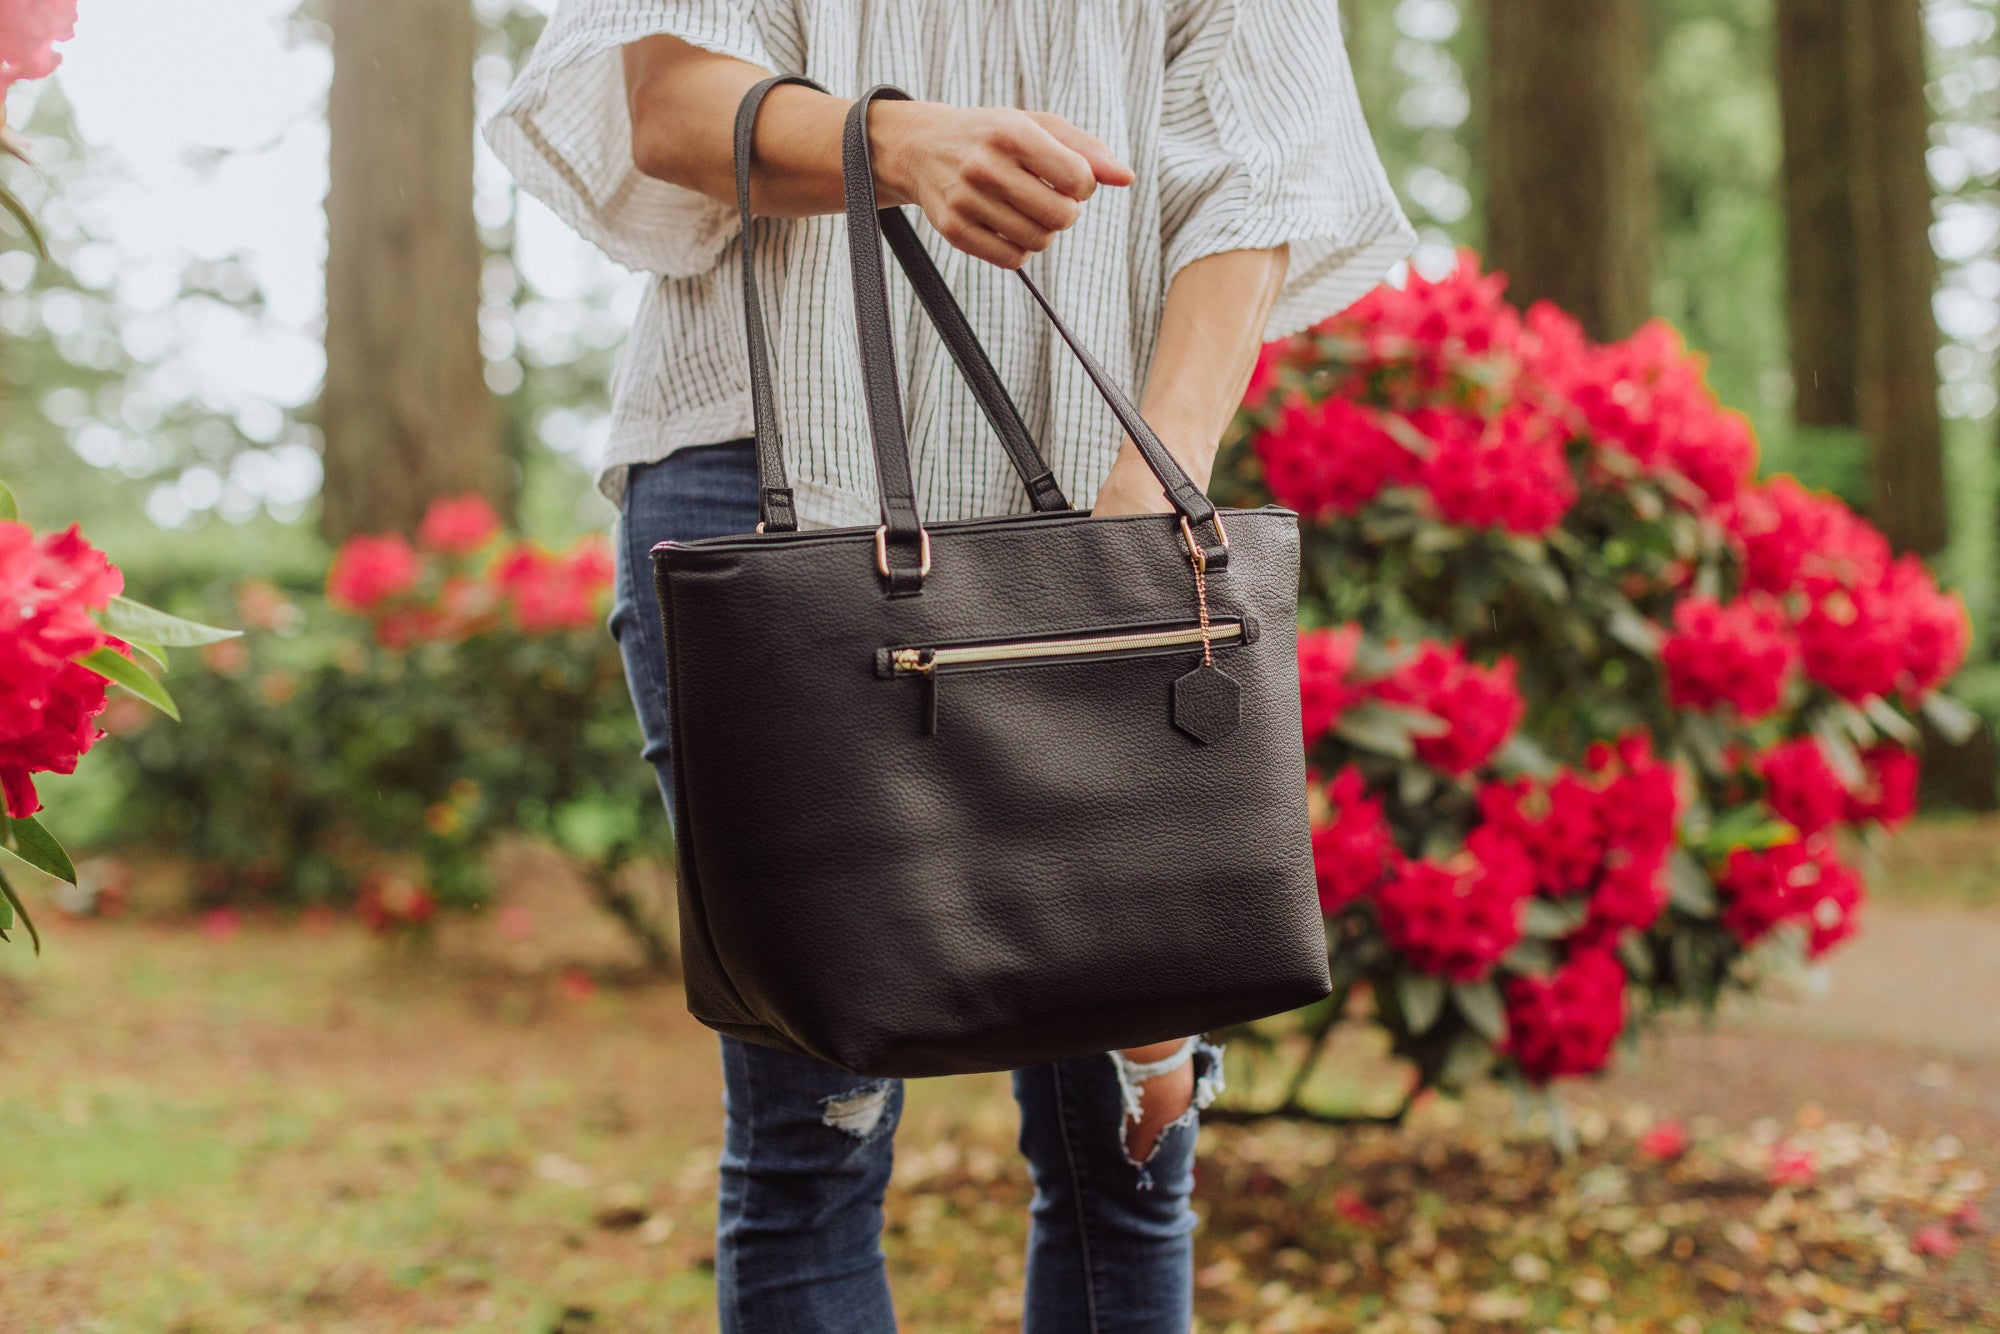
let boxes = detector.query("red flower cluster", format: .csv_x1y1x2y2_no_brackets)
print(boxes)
1255,398,1418,521
1504,948,1628,1083
327,534,420,613
1716,837,1864,958
1661,595,1796,720
1476,732,1679,939
1310,766,1401,914
1755,737,1919,838
1313,249,1521,407
417,493,503,555
1409,405,1576,536
1541,315,1756,505
1297,624,1366,742
0,522,122,817
354,870,438,937
1757,738,1846,837
1372,643,1524,776
328,497,615,648
1728,476,1889,598
1374,827,1532,981
1848,745,1918,829
1796,556,1969,702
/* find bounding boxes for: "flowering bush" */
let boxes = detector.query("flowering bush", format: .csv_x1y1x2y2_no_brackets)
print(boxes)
1217,251,1973,1113
91,496,670,966
0,485,236,946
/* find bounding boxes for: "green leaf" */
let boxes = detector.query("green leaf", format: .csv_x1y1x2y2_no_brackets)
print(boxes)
1494,733,1557,779
1668,850,1718,918
78,647,179,721
1451,979,1507,1042
95,596,240,648
1437,1029,1496,1091
1810,719,1866,789
0,480,15,522
1397,764,1437,809
1605,603,1661,658
1616,930,1656,981
1922,691,1981,746
1398,971,1446,1035
1333,701,1448,761
0,180,47,259
1501,939,1556,977
0,862,40,953
123,639,168,673
1523,896,1589,940
6,816,75,885
1862,696,1921,748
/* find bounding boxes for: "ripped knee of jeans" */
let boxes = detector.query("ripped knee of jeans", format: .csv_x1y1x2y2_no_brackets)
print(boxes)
1111,1037,1225,1187
820,1080,895,1139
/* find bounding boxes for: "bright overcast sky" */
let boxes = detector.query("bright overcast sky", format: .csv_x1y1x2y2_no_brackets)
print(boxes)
42,0,614,463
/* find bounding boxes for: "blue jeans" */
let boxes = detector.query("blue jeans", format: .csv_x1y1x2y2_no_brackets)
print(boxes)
610,442,1218,1333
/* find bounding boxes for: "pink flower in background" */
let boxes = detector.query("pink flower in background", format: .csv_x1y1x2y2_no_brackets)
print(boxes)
1661,594,1797,721
417,493,502,555
326,534,419,613
0,521,122,817
1297,624,1366,742
1767,1143,1818,1189
0,0,76,98
1371,643,1523,776
1638,1120,1689,1161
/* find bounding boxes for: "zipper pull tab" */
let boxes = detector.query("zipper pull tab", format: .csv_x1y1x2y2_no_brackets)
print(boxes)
922,672,938,736
893,648,938,737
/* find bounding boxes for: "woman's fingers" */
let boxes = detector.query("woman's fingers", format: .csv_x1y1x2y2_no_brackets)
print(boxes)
955,186,1061,257
1027,111,1136,189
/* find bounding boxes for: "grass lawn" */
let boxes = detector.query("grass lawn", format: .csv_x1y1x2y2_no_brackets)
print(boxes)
0,913,1992,1332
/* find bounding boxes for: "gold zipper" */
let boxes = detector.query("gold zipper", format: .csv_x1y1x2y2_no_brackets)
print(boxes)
890,620,1244,675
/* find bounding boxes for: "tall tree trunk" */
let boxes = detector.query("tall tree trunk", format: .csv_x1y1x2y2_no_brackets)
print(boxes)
1846,0,1946,556
1773,0,1860,428
1483,0,1654,341
321,0,498,542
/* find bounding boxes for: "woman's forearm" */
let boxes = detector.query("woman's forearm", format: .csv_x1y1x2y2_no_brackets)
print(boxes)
622,34,1132,267
1092,246,1290,515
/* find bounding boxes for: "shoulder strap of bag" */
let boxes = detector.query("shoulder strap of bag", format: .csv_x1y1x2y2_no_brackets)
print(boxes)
842,87,1231,586
732,76,1070,533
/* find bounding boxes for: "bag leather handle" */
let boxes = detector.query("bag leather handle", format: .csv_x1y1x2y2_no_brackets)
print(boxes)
733,76,1071,534
841,87,1231,582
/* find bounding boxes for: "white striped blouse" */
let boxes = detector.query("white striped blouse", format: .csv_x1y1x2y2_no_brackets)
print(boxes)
488,0,1415,524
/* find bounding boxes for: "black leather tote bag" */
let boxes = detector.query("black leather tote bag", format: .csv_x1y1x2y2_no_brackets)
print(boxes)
650,79,1329,1077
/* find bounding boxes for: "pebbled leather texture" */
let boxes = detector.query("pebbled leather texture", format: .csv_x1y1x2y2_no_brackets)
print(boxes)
652,80,1330,1078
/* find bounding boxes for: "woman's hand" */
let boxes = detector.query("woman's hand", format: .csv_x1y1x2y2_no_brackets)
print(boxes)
623,36,1129,269
868,103,1133,270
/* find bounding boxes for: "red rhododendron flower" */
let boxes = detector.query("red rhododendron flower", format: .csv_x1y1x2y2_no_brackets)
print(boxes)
492,539,606,634
0,522,124,817
355,871,438,935
0,0,76,97
1586,732,1680,868
1588,852,1670,938
1314,249,1522,406
1410,404,1577,536
327,534,420,613
1297,624,1366,743
1758,738,1847,837
1846,745,1918,829
417,493,502,555
1767,1143,1818,1189
1661,595,1796,720
1726,476,1889,597
1311,766,1402,913
1477,772,1605,896
1796,557,1967,703
565,534,616,591
1254,397,1419,520
1548,319,1754,506
1372,644,1523,776
1504,947,1627,1083
1373,827,1532,981
1639,1120,1689,1160
1716,837,1864,957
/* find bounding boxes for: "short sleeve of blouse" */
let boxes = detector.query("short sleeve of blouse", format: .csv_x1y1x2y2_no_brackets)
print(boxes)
484,1,775,278
1158,0,1417,337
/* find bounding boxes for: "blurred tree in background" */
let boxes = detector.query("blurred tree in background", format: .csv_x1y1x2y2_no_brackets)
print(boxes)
321,0,499,539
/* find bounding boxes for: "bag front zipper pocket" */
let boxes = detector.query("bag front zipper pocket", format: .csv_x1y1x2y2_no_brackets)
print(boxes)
876,618,1253,735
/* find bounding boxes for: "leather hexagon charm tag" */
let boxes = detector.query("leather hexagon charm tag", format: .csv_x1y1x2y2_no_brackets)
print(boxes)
1173,665,1241,744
